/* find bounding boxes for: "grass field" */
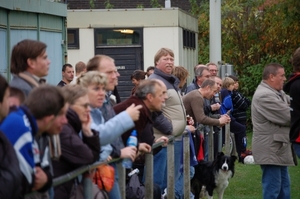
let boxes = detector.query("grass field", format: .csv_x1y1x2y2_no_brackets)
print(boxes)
219,132,300,199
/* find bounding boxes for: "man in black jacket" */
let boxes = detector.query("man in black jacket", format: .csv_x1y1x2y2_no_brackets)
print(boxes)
283,47,300,158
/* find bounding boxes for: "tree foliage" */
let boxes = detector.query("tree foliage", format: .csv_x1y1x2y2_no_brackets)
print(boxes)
195,0,300,130
197,0,300,96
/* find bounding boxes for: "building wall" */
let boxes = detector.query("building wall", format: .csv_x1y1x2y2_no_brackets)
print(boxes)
66,0,196,12
67,8,198,82
68,29,94,66
0,0,67,85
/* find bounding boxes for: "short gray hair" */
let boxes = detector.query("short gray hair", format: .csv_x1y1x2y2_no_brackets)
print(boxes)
195,66,209,77
262,63,284,80
201,79,216,88
135,79,161,100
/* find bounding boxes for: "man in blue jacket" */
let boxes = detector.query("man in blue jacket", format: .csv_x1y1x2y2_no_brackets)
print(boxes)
0,85,68,198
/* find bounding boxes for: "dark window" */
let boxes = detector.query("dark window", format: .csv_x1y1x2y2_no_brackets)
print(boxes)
67,29,79,49
95,28,141,46
182,28,196,50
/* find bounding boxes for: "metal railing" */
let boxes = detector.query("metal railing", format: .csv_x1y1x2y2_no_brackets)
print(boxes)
27,124,235,199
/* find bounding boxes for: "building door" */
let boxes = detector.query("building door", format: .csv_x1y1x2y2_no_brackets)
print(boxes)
94,28,143,101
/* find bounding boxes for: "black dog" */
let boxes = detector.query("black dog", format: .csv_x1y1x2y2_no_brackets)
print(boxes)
191,152,237,199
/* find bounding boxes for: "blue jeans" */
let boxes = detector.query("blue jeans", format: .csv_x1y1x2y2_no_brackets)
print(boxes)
260,165,290,199
175,166,195,199
293,143,300,158
173,140,185,199
108,163,121,199
153,147,168,191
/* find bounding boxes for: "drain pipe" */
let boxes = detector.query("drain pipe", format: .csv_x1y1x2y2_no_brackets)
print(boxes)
165,0,171,8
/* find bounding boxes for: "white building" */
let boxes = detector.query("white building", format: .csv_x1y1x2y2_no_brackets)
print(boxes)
67,8,198,99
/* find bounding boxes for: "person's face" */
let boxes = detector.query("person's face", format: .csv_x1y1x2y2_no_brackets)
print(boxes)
131,78,139,86
208,64,218,77
98,59,120,91
156,54,174,74
179,77,187,89
87,83,106,108
271,68,286,91
148,84,165,111
205,84,218,99
233,81,239,90
46,103,69,134
0,88,10,121
29,51,50,77
198,70,210,86
71,95,91,123
214,78,222,92
228,84,235,91
63,66,74,82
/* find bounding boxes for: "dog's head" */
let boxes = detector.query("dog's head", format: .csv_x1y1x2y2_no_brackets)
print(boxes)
214,152,237,176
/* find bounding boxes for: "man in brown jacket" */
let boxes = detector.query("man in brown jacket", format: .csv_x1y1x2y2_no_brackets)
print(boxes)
252,63,295,199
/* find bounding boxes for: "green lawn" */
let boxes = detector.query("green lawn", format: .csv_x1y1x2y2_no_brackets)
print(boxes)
220,132,300,199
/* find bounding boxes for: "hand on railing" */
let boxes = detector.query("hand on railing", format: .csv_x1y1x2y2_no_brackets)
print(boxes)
219,114,231,126
137,143,152,156
185,125,196,133
154,136,169,147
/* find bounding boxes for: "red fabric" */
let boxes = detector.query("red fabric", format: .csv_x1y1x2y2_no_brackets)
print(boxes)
197,134,205,161
295,132,300,143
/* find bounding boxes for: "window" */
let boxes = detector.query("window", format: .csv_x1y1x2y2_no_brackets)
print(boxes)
95,28,141,46
67,29,79,49
182,29,196,49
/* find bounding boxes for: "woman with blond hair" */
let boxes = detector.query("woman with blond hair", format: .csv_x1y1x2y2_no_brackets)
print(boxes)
77,71,143,198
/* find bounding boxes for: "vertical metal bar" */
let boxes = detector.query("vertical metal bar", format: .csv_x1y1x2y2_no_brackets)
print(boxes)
208,126,214,161
218,128,222,152
167,139,175,199
145,153,154,199
83,175,92,199
117,162,126,199
7,10,11,80
183,133,190,199
225,124,231,156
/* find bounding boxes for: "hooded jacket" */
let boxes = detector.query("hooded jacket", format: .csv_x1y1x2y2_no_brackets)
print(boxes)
283,73,300,143
53,108,100,199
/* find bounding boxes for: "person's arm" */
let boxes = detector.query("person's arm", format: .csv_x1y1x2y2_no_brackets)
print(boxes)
32,166,52,192
60,125,100,165
190,96,220,126
232,91,251,110
256,92,290,126
91,111,135,145
152,111,173,135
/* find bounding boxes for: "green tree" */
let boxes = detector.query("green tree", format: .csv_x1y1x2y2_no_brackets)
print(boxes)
196,0,300,130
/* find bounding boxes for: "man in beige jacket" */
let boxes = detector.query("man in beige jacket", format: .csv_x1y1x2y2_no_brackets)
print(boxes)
252,63,295,199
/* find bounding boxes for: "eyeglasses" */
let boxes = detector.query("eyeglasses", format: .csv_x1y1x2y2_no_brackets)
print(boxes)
209,69,218,72
74,103,91,109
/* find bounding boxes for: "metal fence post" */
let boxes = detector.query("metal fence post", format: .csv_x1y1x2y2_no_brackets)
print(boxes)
183,132,190,199
145,152,154,199
167,138,175,199
225,124,231,156
208,126,214,161
83,175,93,199
117,162,126,199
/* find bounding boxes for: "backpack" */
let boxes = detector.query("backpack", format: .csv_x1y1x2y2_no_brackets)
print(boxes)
70,180,108,199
